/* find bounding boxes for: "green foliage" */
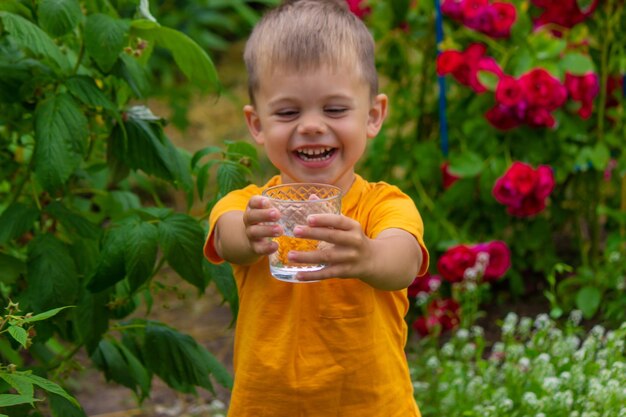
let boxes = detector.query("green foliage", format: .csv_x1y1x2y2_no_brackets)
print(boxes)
363,0,626,324
0,1,259,414
410,314,626,416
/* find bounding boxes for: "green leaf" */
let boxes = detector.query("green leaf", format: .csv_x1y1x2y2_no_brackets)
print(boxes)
0,11,69,70
84,14,129,72
476,70,499,92
575,286,602,319
205,261,238,322
0,253,26,284
131,20,219,93
22,306,73,324
45,201,100,240
191,146,222,168
0,1,33,18
125,221,158,291
33,93,88,192
73,290,110,354
92,339,151,398
0,394,37,407
559,53,594,75
0,373,34,398
27,234,79,311
217,161,248,195
8,325,29,348
27,374,80,407
116,341,151,398
0,202,39,244
117,118,191,189
448,151,484,177
113,54,151,97
49,393,87,417
66,76,116,110
589,142,610,170
158,214,206,291
143,322,232,393
87,223,131,292
38,0,82,38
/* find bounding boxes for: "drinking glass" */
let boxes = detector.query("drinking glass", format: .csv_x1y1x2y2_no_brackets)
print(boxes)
262,183,342,282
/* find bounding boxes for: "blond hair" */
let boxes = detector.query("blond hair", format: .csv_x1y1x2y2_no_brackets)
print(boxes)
243,0,378,103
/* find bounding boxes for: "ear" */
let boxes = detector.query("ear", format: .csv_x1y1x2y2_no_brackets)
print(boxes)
366,93,388,138
244,104,265,145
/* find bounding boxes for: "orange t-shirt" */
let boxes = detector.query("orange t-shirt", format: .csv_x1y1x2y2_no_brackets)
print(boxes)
205,174,429,417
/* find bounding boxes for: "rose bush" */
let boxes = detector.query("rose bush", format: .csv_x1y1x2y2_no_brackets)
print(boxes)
360,0,625,327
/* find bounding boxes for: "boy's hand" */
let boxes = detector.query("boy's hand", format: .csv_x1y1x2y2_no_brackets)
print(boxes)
242,196,283,256
288,214,374,282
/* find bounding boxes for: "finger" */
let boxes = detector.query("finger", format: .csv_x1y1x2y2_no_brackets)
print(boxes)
247,223,282,240
251,238,279,256
244,205,280,226
293,226,359,247
305,213,353,230
295,264,350,281
248,195,271,209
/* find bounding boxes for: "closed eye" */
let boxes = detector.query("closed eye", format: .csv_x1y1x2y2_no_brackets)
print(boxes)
275,110,299,119
325,107,348,116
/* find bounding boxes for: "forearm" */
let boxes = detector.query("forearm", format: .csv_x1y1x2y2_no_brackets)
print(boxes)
213,211,261,265
360,230,423,291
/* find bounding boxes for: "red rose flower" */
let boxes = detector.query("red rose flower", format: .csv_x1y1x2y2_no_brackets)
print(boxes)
493,162,555,217
535,165,555,198
441,0,464,21
491,2,517,37
412,315,441,337
519,68,566,110
472,241,511,281
461,0,489,19
496,76,523,107
486,104,522,130
407,273,442,298
492,161,537,205
565,72,599,119
441,162,461,189
429,299,461,330
525,105,556,128
507,192,546,217
436,50,464,76
437,245,477,282
346,0,371,19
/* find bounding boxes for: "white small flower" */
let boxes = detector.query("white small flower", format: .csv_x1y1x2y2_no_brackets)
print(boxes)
464,267,478,280
519,357,531,370
534,314,551,329
471,325,484,338
590,325,605,339
456,328,470,341
542,376,561,392
568,310,583,326
426,356,440,370
523,391,538,407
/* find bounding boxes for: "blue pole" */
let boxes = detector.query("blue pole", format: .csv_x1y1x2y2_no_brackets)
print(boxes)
434,0,449,157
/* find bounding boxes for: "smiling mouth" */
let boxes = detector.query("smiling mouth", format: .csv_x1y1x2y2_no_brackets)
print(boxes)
294,147,336,162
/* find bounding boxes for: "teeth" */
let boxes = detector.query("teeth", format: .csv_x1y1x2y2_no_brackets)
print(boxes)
296,147,334,161
298,147,332,156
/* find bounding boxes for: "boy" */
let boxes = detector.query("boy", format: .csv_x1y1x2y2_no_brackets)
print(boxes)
204,1,429,415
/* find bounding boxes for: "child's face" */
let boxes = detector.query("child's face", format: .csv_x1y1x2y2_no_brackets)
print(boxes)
244,65,387,191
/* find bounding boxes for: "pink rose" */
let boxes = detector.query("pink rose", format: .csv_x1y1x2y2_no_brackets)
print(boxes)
535,165,555,198
492,161,537,205
486,104,522,130
407,273,442,298
346,0,371,19
496,76,523,107
472,241,511,281
437,50,464,76
519,68,567,110
441,162,461,189
437,245,477,282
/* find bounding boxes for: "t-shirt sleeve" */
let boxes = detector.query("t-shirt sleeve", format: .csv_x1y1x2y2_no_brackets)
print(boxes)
203,185,260,264
366,184,430,277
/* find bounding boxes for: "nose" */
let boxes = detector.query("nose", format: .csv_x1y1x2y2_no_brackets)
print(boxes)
297,112,327,135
